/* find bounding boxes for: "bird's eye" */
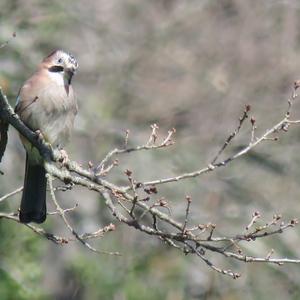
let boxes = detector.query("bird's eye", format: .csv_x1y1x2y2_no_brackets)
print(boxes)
58,58,63,64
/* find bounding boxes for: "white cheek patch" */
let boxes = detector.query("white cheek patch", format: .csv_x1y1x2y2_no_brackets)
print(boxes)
47,71,65,86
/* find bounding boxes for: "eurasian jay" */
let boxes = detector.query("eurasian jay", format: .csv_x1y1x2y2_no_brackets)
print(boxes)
15,50,78,223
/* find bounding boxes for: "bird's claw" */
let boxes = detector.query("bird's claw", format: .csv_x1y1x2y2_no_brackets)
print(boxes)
59,149,69,165
35,129,44,142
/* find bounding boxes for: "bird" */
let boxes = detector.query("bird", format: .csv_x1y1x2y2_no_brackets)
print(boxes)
15,50,78,223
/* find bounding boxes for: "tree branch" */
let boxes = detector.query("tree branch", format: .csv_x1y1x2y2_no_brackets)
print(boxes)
1,83,300,278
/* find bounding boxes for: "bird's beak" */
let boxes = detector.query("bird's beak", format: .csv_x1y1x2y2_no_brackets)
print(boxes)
65,66,77,76
64,63,78,85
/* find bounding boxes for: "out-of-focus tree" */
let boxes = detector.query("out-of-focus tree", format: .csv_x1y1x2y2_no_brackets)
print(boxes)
1,1,300,299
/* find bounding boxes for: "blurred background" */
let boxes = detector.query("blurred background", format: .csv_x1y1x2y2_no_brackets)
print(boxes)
1,0,300,299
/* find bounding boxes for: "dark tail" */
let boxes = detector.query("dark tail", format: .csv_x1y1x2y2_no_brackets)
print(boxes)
19,154,47,223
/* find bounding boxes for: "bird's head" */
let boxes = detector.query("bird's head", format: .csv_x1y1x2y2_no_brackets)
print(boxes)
42,50,78,85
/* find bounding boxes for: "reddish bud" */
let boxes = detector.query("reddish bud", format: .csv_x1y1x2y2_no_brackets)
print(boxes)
273,214,281,221
186,195,192,203
108,223,116,231
144,185,157,194
294,80,300,90
125,169,132,177
253,211,260,217
150,186,157,194
159,198,167,207
290,218,298,226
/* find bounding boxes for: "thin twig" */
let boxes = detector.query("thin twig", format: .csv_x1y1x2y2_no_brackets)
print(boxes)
1,84,300,278
47,174,120,256
0,212,69,244
0,186,23,203
211,105,250,164
182,196,192,234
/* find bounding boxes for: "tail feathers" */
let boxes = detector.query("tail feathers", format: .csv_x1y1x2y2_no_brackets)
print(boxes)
19,155,47,223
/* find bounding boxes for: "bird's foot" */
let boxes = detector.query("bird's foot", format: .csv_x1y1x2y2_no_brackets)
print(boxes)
58,149,69,165
35,129,44,142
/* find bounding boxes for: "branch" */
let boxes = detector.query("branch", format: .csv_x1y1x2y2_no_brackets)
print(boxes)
0,186,23,203
1,82,300,278
47,174,119,255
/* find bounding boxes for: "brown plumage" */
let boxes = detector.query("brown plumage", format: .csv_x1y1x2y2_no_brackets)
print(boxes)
15,50,78,223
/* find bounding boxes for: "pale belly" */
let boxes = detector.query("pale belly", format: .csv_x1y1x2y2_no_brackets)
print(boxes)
19,87,77,164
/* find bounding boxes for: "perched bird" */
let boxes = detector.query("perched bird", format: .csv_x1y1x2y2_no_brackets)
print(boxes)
15,50,78,223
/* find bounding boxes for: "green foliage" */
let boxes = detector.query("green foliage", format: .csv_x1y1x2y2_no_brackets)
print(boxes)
0,221,47,300
69,248,185,300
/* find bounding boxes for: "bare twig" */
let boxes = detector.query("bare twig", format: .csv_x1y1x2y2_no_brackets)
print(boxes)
47,174,120,255
0,186,23,203
246,211,261,230
1,84,300,278
182,196,192,234
0,212,69,244
133,116,297,189
211,105,250,164
94,125,175,174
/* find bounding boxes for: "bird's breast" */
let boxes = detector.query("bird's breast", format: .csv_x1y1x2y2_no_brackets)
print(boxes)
21,83,77,147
